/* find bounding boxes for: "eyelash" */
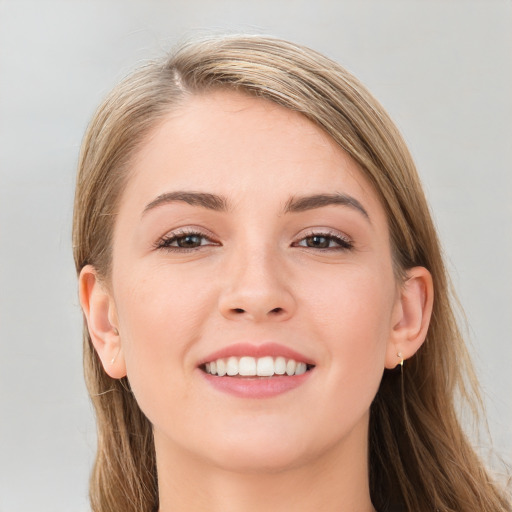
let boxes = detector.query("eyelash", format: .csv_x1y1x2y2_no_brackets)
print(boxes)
154,229,219,252
154,229,353,253
293,230,353,251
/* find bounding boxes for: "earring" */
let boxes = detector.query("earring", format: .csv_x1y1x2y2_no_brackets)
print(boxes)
113,327,119,336
397,352,404,367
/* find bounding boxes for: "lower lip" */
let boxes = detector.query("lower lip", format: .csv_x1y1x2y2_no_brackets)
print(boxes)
200,370,313,398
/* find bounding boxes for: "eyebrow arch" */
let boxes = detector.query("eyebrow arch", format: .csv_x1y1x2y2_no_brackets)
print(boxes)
283,193,370,221
142,191,230,216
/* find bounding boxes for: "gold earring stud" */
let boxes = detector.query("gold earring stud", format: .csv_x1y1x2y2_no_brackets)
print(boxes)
397,352,404,367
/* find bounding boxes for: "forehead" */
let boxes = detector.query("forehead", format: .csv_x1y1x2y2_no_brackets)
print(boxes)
124,90,382,218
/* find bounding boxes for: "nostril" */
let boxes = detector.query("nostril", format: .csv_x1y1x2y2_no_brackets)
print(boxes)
270,307,284,314
233,308,245,314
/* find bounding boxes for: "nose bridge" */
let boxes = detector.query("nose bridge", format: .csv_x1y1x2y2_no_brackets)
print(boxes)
218,236,295,321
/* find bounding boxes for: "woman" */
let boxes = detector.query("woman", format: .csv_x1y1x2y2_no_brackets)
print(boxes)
73,35,511,512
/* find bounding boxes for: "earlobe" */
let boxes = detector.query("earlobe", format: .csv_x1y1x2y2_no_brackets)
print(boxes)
385,266,434,369
79,265,127,379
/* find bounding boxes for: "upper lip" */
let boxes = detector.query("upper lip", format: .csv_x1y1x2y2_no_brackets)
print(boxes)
198,342,316,366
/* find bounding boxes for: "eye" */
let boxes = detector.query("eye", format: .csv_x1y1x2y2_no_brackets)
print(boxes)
294,232,353,251
154,230,219,252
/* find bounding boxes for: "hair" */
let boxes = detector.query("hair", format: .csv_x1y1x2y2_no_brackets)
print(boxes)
73,34,511,512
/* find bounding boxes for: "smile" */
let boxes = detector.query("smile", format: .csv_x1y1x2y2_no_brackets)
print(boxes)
202,356,314,377
198,344,316,398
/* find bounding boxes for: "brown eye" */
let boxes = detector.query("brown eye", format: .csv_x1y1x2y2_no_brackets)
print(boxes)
295,232,353,251
176,234,204,248
305,235,330,248
155,231,218,252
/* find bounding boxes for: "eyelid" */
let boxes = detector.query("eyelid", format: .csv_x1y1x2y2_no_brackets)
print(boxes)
153,226,221,251
299,227,351,241
292,228,353,249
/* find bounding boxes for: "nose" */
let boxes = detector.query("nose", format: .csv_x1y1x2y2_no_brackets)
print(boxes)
217,246,296,323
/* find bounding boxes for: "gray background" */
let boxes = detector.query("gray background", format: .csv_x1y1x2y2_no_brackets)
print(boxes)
0,1,510,510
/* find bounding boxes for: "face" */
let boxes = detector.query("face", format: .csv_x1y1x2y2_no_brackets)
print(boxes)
107,91,402,472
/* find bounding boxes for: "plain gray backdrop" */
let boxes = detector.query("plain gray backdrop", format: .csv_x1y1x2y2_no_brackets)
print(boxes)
0,1,511,511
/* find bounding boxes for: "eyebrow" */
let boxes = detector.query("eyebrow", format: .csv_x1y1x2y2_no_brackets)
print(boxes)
142,190,370,221
142,191,230,216
284,193,370,221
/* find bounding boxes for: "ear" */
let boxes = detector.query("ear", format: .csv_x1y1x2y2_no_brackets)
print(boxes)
385,266,434,369
79,265,126,379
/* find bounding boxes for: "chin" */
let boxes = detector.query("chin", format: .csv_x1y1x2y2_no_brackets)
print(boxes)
208,443,314,475
194,421,324,474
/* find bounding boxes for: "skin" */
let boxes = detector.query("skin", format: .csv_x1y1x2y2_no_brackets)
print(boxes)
80,90,433,512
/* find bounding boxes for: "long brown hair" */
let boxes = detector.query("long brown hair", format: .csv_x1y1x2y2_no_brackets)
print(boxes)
73,34,511,512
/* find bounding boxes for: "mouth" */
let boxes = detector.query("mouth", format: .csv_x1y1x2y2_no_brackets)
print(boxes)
197,343,316,398
201,356,315,378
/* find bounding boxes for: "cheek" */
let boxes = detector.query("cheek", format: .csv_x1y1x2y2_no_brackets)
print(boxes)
112,266,216,404
303,263,395,341
115,262,213,340
303,267,394,393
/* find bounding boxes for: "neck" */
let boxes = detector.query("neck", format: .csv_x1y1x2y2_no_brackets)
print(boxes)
155,421,376,512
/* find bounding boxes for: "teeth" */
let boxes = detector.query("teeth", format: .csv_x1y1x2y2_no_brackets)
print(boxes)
226,356,238,376
295,362,307,375
216,358,226,377
275,356,286,375
286,359,296,376
203,356,312,377
239,356,256,376
256,356,274,377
